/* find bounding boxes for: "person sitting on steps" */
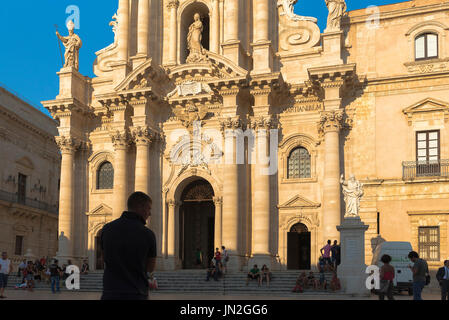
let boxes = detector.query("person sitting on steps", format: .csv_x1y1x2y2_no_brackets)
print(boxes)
246,264,261,286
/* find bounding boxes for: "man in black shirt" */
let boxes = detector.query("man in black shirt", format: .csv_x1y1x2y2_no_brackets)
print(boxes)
100,192,157,300
49,259,62,293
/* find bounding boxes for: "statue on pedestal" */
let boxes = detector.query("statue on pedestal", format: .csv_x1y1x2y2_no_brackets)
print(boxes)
56,20,82,70
340,174,364,218
186,13,208,64
325,0,347,32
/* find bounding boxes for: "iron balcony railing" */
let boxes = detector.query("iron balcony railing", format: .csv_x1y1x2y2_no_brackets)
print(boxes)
402,159,449,180
0,189,58,215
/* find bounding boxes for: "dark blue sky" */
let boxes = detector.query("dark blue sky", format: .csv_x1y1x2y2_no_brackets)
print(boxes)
0,0,403,117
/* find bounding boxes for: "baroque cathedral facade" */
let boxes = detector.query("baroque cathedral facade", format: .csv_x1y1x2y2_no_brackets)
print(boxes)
43,0,449,271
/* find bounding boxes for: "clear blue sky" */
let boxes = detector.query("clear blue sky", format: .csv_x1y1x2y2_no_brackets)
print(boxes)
0,0,403,117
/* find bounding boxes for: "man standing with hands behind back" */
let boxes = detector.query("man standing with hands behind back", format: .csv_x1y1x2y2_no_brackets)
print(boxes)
436,260,449,301
100,192,157,300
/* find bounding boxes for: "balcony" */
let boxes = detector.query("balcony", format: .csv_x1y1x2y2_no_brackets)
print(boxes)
0,189,58,215
402,160,449,180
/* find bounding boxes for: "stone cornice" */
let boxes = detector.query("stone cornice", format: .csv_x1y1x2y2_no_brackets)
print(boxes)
308,64,356,83
42,97,94,120
0,105,57,142
345,2,449,26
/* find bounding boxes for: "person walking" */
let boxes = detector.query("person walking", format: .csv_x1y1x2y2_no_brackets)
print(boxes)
0,252,13,299
221,246,228,274
49,259,62,293
100,192,157,300
408,251,429,300
378,254,395,300
436,259,449,301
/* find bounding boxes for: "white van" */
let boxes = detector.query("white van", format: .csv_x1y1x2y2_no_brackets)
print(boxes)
371,241,414,295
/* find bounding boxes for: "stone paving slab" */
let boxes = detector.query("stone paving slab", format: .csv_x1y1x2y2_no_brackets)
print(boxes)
0,289,441,300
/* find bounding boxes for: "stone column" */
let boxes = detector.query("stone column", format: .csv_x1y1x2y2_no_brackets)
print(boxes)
133,127,153,195
137,0,149,57
118,0,130,62
320,110,344,242
167,0,179,65
220,117,242,271
55,136,79,264
166,199,178,269
253,0,269,42
213,196,223,250
224,0,238,42
251,0,272,74
111,131,130,220
222,0,240,65
210,0,220,54
252,119,272,256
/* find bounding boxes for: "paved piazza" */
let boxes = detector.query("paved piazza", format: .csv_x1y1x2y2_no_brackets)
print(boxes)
0,289,441,300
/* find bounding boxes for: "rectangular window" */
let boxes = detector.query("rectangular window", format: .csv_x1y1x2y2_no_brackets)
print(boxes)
415,36,425,59
427,34,438,58
416,130,440,177
15,235,23,255
17,173,27,204
418,227,440,261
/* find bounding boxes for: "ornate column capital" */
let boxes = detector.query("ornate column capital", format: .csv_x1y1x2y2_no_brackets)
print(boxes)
167,0,179,9
249,116,277,131
319,109,344,134
219,116,243,133
167,199,181,208
213,196,223,206
55,136,81,154
131,126,155,146
110,130,131,150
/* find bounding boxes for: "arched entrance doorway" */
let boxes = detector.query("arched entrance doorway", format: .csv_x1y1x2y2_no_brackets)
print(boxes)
179,179,215,269
287,223,311,270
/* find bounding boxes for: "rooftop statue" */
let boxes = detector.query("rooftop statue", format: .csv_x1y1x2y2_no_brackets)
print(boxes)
325,0,347,32
186,13,208,64
277,0,317,23
56,20,82,70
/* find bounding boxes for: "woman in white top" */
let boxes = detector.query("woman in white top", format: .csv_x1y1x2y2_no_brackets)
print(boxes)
0,252,13,299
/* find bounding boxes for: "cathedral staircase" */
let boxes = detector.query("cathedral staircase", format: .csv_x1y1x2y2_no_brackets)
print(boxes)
6,270,340,296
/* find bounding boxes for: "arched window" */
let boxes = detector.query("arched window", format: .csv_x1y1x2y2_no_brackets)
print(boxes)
96,162,114,190
287,147,311,179
415,33,438,60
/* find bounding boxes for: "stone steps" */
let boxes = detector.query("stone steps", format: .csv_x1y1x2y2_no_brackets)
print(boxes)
6,271,339,296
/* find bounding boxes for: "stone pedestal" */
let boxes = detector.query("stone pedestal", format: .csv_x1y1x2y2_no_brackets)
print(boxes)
56,67,87,101
337,217,370,296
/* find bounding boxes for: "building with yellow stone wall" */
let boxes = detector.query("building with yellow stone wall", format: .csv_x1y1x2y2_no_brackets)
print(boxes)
42,0,449,272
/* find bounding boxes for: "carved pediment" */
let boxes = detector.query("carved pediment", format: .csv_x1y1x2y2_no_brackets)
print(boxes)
278,194,321,209
403,98,449,125
167,52,248,81
16,157,34,170
86,203,113,217
114,59,169,96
